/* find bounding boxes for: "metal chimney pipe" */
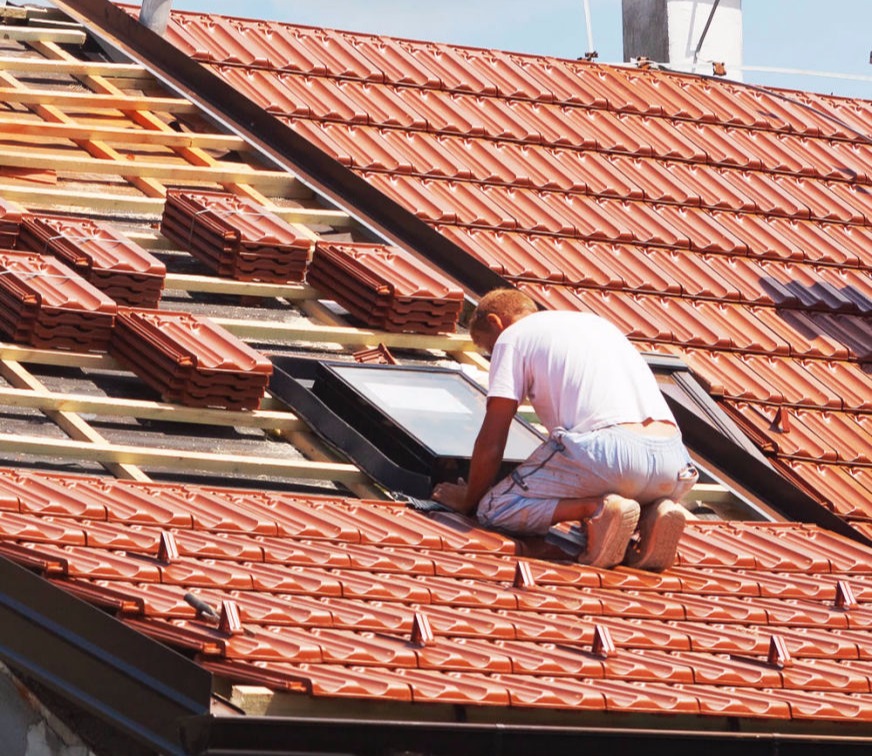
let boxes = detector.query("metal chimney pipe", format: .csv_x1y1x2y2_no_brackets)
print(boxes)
139,0,172,36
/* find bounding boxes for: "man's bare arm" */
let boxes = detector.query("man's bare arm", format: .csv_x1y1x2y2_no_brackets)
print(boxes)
432,397,517,514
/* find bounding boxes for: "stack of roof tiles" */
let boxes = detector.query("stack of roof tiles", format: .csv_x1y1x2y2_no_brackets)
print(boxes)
308,241,464,333
19,214,166,308
0,198,21,249
0,250,116,352
1,466,872,724
109,307,273,410
154,8,872,539
160,189,311,282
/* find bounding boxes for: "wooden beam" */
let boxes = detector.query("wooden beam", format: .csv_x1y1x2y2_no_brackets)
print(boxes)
212,317,477,352
0,86,199,114
0,146,306,194
0,55,146,78
272,206,350,227
0,116,248,151
0,24,87,45
0,385,306,432
688,483,736,504
0,341,118,370
0,433,369,484
0,183,165,214
163,274,316,300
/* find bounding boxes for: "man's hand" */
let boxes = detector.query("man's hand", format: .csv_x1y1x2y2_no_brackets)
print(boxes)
431,478,469,513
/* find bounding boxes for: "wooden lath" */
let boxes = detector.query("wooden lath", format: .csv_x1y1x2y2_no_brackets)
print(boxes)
0,85,199,114
0,116,249,151
0,184,349,224
0,54,150,79
0,432,369,484
0,385,306,433
0,24,87,46
0,145,307,194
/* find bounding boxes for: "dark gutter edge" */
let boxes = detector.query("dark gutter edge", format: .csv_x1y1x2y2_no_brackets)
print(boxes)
180,714,872,756
0,556,211,755
51,0,507,299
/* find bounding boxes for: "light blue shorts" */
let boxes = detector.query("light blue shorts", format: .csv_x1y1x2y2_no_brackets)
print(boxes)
476,426,698,536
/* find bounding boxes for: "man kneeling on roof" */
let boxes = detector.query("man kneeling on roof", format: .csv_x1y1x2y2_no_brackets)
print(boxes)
431,288,698,571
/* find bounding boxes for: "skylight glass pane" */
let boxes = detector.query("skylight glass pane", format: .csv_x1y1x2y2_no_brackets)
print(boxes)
329,364,541,460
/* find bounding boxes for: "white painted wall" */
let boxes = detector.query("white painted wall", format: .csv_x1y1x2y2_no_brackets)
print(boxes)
667,0,744,79
0,663,94,756
622,0,743,80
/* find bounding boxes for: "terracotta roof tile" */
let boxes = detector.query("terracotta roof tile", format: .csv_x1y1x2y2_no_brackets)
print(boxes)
3,462,872,722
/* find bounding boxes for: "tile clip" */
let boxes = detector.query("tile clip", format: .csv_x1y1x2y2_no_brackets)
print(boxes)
772,407,791,433
835,580,857,610
411,611,434,646
767,634,793,668
592,624,615,659
157,531,179,563
513,561,535,589
219,600,244,636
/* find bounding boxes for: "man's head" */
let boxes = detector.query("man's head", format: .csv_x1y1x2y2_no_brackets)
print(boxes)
468,288,538,353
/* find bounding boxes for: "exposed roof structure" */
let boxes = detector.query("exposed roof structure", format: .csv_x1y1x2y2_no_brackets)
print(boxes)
0,1,869,754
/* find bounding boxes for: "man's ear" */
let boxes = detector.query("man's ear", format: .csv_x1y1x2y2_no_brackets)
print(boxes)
486,313,504,331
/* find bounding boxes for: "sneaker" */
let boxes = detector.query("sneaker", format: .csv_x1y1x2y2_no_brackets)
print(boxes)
623,498,688,572
577,495,640,569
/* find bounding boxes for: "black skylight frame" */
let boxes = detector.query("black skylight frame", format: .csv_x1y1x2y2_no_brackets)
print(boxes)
269,356,544,496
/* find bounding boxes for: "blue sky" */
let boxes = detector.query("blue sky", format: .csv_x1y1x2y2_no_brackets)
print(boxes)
138,2,870,99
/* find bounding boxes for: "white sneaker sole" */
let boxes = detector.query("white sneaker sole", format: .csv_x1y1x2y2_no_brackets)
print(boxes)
578,495,640,569
624,498,687,571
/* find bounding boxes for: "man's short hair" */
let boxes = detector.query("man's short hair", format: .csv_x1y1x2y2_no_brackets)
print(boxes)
468,288,537,340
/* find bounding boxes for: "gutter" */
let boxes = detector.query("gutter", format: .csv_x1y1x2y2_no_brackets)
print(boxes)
0,556,211,755
180,714,872,755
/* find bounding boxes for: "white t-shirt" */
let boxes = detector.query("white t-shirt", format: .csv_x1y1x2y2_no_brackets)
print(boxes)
487,310,675,434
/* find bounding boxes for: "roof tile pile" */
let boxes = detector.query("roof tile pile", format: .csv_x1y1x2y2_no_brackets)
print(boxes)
308,241,464,333
0,198,22,249
0,250,116,352
109,307,273,410
0,467,871,724
19,214,166,308
155,9,872,537
160,189,311,282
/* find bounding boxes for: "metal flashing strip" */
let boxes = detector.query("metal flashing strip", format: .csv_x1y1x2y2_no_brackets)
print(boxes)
0,555,211,755
650,359,868,542
665,389,870,545
52,0,507,297
179,714,872,756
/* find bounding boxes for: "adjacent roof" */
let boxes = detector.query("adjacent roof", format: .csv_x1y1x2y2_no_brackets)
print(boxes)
0,1,869,750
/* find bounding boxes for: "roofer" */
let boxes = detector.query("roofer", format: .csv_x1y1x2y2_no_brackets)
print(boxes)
431,288,698,570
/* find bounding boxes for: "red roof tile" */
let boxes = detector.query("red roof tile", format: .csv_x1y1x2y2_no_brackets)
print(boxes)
2,465,872,722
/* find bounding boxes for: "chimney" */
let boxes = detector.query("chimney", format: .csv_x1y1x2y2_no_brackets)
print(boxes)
139,0,172,36
622,0,743,80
